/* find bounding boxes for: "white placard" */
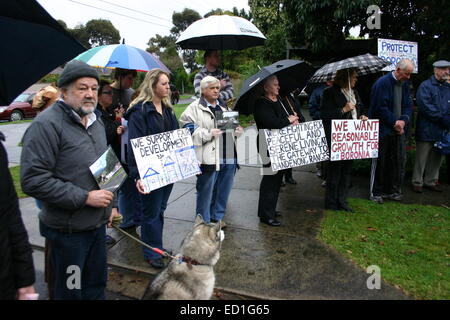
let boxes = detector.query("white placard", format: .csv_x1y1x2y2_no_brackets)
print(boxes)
378,38,418,73
264,120,329,171
330,120,379,161
130,128,201,192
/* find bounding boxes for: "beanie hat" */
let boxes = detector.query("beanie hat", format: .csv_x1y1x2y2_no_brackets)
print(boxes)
57,60,99,88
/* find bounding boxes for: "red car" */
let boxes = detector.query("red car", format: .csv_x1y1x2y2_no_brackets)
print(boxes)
0,92,37,121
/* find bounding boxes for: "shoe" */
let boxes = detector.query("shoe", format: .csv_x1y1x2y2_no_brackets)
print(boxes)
383,193,403,201
339,204,354,212
370,195,384,204
321,181,327,187
106,235,116,246
147,258,165,269
412,185,423,193
285,177,297,185
423,184,444,192
275,211,282,217
211,219,227,229
259,218,281,226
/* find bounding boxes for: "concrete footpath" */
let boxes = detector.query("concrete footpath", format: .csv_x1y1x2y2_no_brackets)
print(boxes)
19,160,449,300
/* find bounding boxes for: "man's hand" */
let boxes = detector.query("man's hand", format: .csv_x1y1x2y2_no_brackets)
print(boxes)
86,190,113,208
234,126,244,137
108,208,121,228
17,286,36,300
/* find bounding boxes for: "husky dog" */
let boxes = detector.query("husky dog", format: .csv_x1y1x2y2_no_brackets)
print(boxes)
145,215,225,300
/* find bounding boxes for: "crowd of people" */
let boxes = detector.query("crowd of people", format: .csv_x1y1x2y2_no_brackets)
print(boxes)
1,50,448,299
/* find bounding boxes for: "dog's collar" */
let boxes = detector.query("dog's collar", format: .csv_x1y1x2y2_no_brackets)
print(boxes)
180,256,210,268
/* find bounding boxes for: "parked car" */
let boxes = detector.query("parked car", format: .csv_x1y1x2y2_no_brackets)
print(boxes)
170,84,180,105
0,92,37,121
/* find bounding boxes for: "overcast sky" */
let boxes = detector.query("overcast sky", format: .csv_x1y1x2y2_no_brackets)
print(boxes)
37,0,250,50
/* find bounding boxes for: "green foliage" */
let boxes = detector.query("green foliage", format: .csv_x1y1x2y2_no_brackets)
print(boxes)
68,19,121,48
171,9,202,37
9,166,27,198
39,74,59,84
319,198,450,299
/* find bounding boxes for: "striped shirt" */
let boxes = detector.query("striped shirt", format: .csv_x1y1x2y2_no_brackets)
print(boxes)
194,67,234,101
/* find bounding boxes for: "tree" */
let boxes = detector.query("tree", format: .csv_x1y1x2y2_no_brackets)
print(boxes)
171,8,201,37
68,19,121,48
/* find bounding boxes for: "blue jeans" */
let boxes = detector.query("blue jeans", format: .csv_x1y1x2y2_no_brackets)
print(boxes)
140,184,173,260
118,176,142,228
40,221,107,300
196,163,237,222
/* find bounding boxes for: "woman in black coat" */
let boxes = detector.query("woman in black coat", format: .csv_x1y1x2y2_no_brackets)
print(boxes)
253,75,299,226
321,68,368,212
0,132,35,299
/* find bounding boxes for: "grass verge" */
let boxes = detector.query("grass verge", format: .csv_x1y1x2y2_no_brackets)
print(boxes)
318,198,449,300
9,166,27,198
0,120,32,125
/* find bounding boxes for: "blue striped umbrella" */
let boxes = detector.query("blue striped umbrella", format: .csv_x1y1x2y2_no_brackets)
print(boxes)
74,44,170,73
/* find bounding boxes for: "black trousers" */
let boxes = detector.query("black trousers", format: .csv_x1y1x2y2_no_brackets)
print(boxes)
258,167,283,220
325,160,353,209
371,134,406,196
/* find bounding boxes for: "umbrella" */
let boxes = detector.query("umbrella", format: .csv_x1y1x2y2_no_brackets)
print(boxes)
176,15,266,50
0,0,86,105
234,60,315,115
74,44,171,73
308,53,391,83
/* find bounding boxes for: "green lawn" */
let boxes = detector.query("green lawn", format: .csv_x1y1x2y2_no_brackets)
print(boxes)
318,198,450,299
180,93,194,100
0,120,32,125
9,166,27,198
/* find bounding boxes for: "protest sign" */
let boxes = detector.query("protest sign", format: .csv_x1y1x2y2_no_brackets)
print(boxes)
264,120,329,171
130,128,201,192
378,38,418,73
330,119,379,161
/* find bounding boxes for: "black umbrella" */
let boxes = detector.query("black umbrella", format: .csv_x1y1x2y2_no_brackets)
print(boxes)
234,60,314,115
0,0,86,105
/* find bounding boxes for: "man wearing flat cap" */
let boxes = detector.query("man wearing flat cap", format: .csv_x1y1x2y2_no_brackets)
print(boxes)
412,60,450,192
20,60,120,299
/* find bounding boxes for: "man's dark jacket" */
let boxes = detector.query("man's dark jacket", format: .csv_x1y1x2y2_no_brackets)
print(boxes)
20,101,113,232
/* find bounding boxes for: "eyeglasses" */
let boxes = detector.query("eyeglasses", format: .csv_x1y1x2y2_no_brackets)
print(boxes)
102,91,113,95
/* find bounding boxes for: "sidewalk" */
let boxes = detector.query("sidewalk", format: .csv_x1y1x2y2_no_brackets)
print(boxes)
21,161,435,300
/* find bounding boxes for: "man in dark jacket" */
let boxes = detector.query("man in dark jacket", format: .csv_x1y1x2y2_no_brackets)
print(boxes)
412,60,450,192
20,60,120,300
368,59,414,203
0,132,36,300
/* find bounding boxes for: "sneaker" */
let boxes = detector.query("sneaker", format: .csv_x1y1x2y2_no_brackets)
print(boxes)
106,235,116,246
383,193,403,201
370,195,384,204
423,184,444,192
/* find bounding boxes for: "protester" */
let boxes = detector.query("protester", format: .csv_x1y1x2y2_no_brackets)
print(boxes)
321,68,368,211
0,132,36,300
20,60,120,299
126,69,179,269
279,88,306,186
307,81,333,184
368,59,414,204
412,60,450,192
180,76,243,229
194,50,234,103
31,84,59,114
253,75,299,226
110,69,142,235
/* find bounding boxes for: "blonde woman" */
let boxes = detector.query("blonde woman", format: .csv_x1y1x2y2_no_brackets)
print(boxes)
125,69,179,269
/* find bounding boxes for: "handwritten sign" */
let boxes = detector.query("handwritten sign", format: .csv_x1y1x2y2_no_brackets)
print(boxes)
330,120,379,161
130,128,201,192
264,120,329,171
378,38,418,73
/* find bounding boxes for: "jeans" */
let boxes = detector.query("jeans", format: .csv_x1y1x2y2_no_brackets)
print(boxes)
40,221,107,300
196,163,237,223
118,176,142,228
140,184,173,260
